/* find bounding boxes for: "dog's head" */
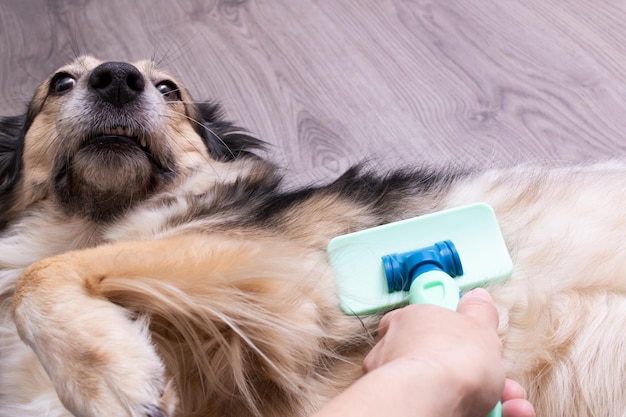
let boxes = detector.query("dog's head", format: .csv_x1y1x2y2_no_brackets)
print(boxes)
0,56,265,228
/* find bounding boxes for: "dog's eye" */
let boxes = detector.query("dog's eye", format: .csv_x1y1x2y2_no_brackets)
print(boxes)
50,73,77,94
155,80,181,101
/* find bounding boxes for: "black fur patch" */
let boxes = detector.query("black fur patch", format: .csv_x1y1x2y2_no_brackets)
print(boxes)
0,114,27,230
254,165,467,225
165,162,467,233
0,115,25,191
324,165,466,220
191,102,267,161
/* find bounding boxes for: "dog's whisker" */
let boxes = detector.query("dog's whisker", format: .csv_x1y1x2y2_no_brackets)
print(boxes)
152,31,200,68
15,60,45,86
0,97,36,107
163,108,238,160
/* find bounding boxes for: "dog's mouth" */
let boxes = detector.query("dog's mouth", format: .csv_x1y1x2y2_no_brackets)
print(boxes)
81,126,161,167
53,123,175,221
92,126,148,147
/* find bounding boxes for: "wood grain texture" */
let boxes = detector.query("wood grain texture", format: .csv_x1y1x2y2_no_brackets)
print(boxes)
1,0,626,184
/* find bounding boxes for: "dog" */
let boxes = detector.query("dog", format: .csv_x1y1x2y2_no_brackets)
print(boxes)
0,56,625,417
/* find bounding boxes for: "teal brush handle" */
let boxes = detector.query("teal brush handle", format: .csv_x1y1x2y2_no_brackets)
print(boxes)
408,270,460,309
409,272,502,417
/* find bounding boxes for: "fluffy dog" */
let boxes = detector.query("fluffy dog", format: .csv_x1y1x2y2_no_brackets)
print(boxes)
0,56,625,417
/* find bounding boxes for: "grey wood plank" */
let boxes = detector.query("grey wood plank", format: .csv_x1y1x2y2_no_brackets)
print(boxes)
1,0,625,185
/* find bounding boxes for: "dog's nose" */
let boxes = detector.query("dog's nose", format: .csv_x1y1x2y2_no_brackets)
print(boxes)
88,62,145,107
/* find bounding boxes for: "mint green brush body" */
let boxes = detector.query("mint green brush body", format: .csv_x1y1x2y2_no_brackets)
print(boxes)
327,203,513,417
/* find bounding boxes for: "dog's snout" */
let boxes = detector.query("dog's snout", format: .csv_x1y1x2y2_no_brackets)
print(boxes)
88,62,145,107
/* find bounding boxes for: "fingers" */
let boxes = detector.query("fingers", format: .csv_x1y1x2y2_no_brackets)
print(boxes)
502,379,535,417
377,288,499,339
502,379,526,403
502,399,536,417
456,288,499,330
376,308,399,339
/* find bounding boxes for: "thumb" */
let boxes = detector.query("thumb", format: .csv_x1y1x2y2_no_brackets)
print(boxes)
457,288,499,330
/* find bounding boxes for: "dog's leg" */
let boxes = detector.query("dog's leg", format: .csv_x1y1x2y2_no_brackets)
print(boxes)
12,233,340,417
12,272,176,417
11,237,201,417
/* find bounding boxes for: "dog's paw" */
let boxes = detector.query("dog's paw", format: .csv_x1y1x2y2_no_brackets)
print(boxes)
69,367,176,417
54,333,178,417
14,289,178,417
54,317,178,417
66,384,177,417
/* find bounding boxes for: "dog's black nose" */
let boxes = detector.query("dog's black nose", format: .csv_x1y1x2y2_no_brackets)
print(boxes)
88,62,145,107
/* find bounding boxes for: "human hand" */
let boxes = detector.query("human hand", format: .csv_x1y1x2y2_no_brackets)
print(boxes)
363,288,534,417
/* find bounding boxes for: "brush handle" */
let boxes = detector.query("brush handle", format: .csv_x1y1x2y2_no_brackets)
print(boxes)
409,273,503,417
408,270,460,309
486,400,502,417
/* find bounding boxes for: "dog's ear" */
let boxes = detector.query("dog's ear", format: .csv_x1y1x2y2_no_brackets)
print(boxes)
191,102,267,161
0,114,25,191
0,114,26,230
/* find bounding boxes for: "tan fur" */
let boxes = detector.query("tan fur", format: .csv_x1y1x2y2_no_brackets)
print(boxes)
2,57,626,417
17,234,370,416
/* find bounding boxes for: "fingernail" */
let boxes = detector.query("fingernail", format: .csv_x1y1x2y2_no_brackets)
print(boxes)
465,288,493,301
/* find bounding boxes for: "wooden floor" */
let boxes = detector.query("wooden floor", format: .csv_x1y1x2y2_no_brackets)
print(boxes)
2,0,626,184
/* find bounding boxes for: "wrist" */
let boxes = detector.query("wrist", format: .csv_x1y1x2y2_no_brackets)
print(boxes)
388,356,501,417
374,358,464,415
313,357,463,417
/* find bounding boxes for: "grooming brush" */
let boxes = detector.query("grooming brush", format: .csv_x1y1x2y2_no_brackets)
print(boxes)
327,203,514,417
